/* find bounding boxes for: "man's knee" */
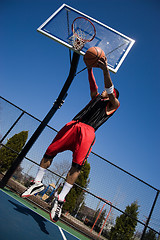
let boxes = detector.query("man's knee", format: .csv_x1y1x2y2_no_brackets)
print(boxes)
40,154,54,168
72,162,82,171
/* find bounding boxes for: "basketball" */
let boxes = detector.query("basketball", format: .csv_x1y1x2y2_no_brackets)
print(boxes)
84,47,105,68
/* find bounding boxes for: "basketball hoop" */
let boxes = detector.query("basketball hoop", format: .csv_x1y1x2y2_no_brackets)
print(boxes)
70,17,96,51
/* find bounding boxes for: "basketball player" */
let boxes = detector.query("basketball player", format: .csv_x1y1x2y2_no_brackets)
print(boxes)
21,56,120,222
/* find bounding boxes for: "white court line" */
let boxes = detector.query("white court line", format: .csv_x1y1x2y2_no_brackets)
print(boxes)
58,226,67,240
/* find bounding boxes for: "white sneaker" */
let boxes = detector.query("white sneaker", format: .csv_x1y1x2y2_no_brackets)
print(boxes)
50,196,65,222
21,181,44,198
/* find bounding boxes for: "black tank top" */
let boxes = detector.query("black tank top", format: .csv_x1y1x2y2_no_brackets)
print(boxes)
73,94,115,131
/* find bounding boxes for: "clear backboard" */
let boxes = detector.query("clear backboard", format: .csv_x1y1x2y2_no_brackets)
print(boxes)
37,4,135,73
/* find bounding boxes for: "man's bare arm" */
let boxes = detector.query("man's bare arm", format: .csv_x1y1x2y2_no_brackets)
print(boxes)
98,58,120,108
87,68,98,99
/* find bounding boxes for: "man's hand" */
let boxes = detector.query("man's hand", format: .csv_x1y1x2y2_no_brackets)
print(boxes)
97,57,108,71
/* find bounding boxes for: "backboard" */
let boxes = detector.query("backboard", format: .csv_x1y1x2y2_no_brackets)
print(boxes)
37,4,135,73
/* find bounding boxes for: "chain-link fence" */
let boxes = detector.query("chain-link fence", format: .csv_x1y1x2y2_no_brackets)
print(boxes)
0,96,159,240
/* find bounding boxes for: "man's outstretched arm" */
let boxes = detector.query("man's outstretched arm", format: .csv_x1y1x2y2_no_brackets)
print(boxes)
98,58,120,109
87,68,98,99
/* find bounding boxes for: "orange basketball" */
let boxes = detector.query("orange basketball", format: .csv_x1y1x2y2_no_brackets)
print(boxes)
84,47,105,68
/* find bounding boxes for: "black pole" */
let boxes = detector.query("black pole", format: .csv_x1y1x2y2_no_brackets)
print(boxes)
140,190,160,240
0,52,80,188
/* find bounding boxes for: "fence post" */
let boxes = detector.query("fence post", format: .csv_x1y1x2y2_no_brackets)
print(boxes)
141,190,159,239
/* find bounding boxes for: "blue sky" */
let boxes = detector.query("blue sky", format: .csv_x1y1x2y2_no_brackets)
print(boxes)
1,0,160,195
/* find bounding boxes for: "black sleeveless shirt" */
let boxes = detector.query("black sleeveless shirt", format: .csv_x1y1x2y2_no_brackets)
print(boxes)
73,94,115,131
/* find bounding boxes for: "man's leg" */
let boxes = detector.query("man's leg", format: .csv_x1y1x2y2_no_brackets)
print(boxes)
66,166,81,185
21,157,53,198
21,121,76,199
50,123,95,222
58,166,80,200
50,166,80,222
34,157,53,181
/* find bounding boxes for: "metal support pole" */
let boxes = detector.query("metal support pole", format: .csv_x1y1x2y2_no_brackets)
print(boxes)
0,52,80,188
98,201,112,237
140,190,160,240
90,203,106,232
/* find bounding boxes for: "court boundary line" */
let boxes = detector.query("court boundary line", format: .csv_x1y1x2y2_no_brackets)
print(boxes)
58,226,67,240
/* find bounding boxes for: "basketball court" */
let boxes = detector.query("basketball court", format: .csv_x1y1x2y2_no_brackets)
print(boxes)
0,188,89,240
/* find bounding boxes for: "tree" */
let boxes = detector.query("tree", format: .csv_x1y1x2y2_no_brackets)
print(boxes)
44,159,71,187
63,160,90,213
13,165,24,181
109,201,139,240
143,229,157,240
0,131,28,172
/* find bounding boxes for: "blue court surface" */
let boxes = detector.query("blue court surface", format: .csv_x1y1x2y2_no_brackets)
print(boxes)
0,189,81,240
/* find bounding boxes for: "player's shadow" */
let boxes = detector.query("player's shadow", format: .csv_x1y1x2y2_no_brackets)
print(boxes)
8,200,49,235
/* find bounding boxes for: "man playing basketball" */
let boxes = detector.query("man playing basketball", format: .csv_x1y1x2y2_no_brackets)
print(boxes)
21,56,120,222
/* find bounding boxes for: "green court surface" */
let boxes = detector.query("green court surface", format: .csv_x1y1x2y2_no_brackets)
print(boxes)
0,188,90,240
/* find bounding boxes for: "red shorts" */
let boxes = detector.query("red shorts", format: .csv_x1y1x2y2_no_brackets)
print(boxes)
45,120,95,167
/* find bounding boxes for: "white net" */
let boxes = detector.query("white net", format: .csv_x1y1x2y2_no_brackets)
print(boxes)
69,34,85,51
